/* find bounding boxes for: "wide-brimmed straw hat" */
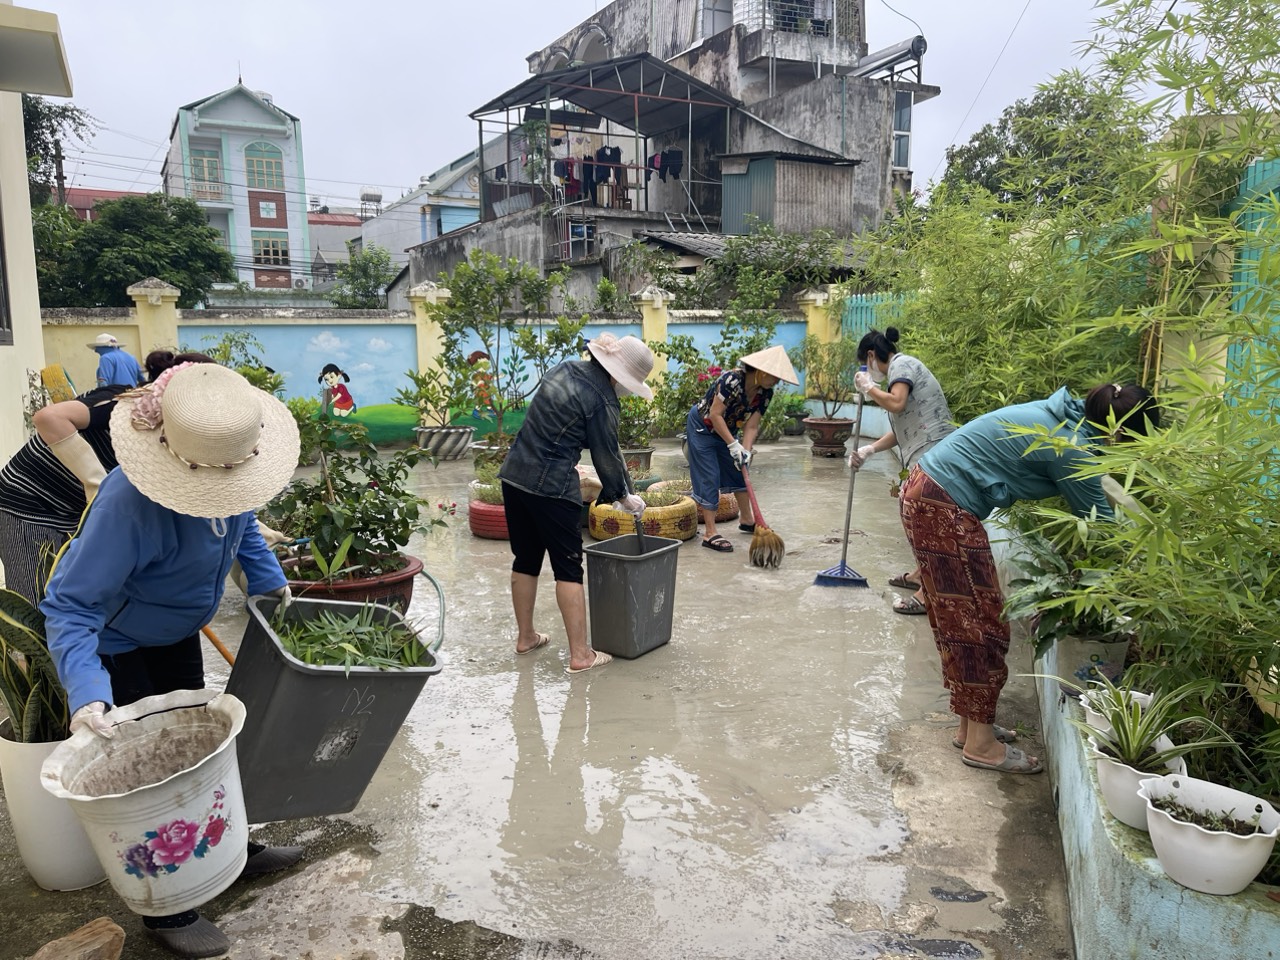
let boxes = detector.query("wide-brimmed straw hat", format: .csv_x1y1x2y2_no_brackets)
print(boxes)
110,364,300,519
88,333,119,349
739,345,799,385
586,333,655,400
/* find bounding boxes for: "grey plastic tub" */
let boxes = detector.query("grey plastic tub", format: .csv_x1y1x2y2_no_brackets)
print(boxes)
226,588,443,822
583,534,681,659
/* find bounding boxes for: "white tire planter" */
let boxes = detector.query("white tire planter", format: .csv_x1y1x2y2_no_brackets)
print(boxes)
1088,734,1186,831
1138,773,1280,895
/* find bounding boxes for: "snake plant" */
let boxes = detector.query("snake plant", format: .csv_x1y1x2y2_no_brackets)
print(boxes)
0,589,70,743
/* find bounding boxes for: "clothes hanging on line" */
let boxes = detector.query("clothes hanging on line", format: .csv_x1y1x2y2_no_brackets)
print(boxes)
659,148,684,183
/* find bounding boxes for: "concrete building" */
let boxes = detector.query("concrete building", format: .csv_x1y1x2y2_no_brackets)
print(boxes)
0,1,72,457
408,0,937,298
62,186,145,221
161,84,313,292
308,209,363,289
359,148,484,269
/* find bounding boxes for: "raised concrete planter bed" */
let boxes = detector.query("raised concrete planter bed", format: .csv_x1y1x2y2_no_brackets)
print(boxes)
1035,643,1280,960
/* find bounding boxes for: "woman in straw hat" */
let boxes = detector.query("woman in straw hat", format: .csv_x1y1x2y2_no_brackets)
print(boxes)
498,332,655,674
40,363,304,958
684,344,798,553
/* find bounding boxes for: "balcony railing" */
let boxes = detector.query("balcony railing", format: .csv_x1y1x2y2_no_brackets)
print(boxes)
734,0,859,42
190,179,227,202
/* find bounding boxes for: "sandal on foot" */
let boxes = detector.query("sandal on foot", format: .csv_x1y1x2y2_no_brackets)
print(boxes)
952,724,1018,749
702,534,734,552
738,523,756,533
145,915,229,958
893,595,927,615
516,632,550,656
888,572,921,589
962,745,1043,774
566,650,613,674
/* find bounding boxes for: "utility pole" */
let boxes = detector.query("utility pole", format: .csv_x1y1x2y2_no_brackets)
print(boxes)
53,138,67,206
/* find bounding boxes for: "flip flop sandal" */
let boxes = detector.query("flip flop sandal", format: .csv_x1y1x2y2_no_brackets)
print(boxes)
515,632,550,656
888,572,921,589
961,745,1044,774
892,595,927,615
565,650,613,674
702,534,734,552
952,724,1018,749
738,523,757,533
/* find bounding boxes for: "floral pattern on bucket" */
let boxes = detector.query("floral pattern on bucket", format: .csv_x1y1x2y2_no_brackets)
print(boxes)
115,784,232,879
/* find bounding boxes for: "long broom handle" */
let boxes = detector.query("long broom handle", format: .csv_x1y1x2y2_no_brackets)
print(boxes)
740,464,767,528
202,625,236,666
838,390,866,569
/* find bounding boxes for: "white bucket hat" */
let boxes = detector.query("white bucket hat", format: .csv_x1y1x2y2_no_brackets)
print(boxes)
586,333,655,400
88,333,119,349
739,345,799,385
109,364,300,518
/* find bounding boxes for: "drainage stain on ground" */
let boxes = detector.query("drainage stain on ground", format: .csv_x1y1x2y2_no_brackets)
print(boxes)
386,903,597,960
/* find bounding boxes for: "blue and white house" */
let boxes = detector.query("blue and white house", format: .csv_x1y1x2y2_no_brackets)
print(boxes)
161,83,313,291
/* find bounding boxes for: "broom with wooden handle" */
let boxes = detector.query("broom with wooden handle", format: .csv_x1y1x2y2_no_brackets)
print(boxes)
741,463,784,569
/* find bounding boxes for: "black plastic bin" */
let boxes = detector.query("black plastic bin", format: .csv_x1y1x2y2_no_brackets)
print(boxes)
583,534,681,659
226,586,443,822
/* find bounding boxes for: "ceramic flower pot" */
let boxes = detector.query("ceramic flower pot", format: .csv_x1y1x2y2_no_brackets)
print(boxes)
1088,734,1186,831
802,417,854,457
1138,773,1280,895
284,554,422,613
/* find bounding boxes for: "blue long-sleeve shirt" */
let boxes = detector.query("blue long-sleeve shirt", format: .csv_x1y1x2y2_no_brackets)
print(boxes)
40,468,286,712
918,387,1113,521
94,348,143,388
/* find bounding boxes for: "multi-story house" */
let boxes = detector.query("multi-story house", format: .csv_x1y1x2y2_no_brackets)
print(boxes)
161,83,312,291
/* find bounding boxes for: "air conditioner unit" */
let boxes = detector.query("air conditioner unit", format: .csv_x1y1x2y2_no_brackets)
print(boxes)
293,278,306,289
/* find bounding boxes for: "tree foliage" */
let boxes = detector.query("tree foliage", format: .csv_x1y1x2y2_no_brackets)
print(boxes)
38,194,234,308
329,243,397,309
21,94,95,207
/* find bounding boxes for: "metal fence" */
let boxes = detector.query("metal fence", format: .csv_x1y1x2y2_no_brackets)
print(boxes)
733,0,860,43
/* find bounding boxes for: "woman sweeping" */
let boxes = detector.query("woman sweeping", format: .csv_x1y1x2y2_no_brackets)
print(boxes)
684,346,798,553
848,327,955,614
901,383,1159,775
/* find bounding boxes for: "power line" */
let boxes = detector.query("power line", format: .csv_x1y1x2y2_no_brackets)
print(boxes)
929,0,1034,184
878,0,923,36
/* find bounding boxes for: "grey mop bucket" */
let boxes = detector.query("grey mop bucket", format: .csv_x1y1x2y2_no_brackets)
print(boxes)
583,534,681,659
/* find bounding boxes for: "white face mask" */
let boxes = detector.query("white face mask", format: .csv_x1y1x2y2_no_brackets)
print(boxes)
865,359,884,379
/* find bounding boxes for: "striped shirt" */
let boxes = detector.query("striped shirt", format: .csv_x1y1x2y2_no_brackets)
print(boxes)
0,386,126,530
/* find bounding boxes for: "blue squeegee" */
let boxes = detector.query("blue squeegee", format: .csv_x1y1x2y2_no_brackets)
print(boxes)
815,388,869,587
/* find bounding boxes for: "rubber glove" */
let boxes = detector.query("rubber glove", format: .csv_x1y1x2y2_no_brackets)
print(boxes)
854,371,876,397
70,701,114,740
613,493,646,518
267,585,293,612
50,433,107,504
847,444,877,470
726,439,748,468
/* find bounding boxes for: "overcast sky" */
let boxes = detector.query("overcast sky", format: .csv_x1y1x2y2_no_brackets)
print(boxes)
46,0,1104,208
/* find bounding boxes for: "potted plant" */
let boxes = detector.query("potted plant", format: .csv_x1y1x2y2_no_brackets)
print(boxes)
262,416,438,611
1137,772,1280,895
0,589,106,891
588,485,699,542
468,463,509,540
1062,674,1236,831
775,388,811,437
651,474,738,524
393,362,476,461
226,592,443,822
617,395,656,472
788,335,861,456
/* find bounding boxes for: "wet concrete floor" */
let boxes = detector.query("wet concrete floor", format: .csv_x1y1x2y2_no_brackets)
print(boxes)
1,436,1072,959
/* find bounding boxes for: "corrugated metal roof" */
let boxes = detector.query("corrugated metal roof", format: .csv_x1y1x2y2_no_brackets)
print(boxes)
640,231,727,258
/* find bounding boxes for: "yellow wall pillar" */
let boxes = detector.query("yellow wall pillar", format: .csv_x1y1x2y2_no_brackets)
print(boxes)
127,277,181,354
631,285,670,385
797,286,838,342
405,281,452,423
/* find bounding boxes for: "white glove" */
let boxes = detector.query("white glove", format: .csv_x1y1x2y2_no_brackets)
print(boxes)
267,585,293,612
70,701,114,740
847,444,877,470
613,493,646,518
726,439,748,468
854,371,876,397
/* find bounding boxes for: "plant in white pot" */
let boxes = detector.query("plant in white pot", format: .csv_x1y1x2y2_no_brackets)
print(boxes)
1066,674,1236,831
0,588,106,890
1137,772,1280,896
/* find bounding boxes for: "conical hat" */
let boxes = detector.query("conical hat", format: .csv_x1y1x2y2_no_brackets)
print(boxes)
739,345,799,385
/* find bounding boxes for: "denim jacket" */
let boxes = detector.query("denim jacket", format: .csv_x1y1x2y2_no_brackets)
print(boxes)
499,359,631,506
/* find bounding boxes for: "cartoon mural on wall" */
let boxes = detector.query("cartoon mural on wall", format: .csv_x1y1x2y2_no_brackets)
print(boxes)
318,363,357,416
468,350,495,420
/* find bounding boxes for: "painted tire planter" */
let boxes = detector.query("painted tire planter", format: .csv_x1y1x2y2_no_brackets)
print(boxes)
1137,773,1280,896
1088,734,1186,831
468,481,509,540
802,417,854,457
41,689,248,917
414,425,475,461
651,482,738,522
0,719,105,891
589,497,699,542
284,553,422,613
